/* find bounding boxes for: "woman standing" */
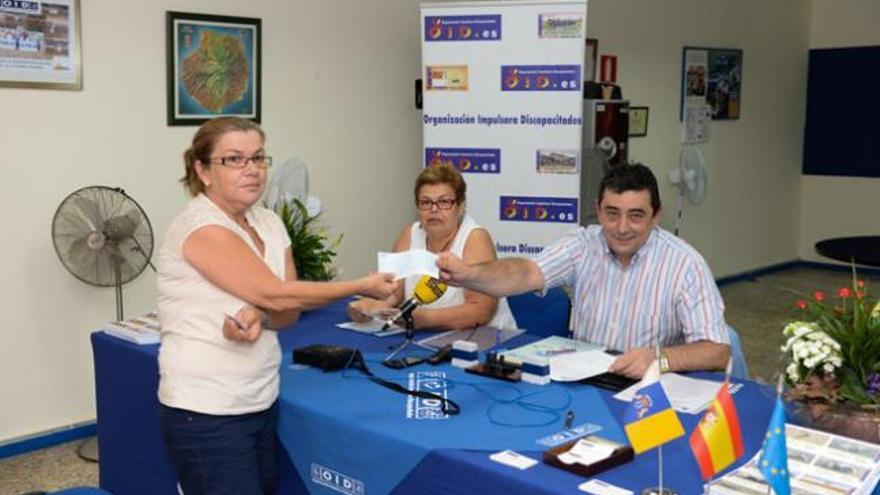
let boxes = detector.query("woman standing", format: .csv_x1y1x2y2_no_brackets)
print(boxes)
157,117,396,495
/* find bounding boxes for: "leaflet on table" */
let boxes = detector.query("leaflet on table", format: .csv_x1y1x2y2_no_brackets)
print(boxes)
708,423,880,495
335,320,405,337
500,336,612,381
613,373,742,414
377,249,438,279
103,311,161,345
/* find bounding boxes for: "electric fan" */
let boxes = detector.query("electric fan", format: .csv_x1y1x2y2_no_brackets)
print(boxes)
266,156,309,210
668,145,708,235
51,186,155,321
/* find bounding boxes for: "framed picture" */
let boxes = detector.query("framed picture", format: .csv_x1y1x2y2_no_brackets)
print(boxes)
584,38,598,82
166,11,261,126
681,46,742,120
628,106,649,137
0,0,82,90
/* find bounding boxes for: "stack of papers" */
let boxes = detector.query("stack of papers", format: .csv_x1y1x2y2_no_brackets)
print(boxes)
613,373,737,414
104,311,161,345
501,336,612,381
336,320,404,337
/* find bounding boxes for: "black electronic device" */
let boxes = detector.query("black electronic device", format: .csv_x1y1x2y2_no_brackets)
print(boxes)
580,372,638,392
465,351,522,382
292,344,358,371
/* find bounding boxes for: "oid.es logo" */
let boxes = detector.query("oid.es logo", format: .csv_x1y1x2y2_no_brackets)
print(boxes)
310,463,364,495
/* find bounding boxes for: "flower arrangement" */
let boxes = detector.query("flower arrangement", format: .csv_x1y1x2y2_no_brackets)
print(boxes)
275,198,341,281
782,273,880,410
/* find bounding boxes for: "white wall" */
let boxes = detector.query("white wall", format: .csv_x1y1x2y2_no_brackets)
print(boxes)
800,0,880,262
0,0,815,444
0,0,422,444
588,0,809,276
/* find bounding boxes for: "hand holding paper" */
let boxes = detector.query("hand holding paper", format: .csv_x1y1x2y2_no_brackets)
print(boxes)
378,249,439,280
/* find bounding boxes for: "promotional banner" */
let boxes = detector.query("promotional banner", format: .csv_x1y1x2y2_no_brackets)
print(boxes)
421,0,587,258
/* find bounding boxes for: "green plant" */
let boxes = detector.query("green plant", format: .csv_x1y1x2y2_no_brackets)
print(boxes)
275,199,341,281
783,269,880,408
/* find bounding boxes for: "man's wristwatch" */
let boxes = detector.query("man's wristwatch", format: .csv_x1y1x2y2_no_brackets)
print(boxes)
659,351,671,373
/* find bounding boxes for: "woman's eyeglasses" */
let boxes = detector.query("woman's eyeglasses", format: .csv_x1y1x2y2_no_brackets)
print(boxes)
209,155,273,169
416,198,457,210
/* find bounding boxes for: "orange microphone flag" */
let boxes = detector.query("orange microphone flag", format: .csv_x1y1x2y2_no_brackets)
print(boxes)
689,382,744,479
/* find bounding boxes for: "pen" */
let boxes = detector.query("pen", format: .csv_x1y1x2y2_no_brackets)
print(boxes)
224,313,246,332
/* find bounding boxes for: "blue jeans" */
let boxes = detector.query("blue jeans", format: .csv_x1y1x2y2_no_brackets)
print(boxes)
159,402,278,495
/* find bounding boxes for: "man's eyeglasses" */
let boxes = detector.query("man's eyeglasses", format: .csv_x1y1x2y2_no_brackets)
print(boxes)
416,198,457,210
209,155,273,169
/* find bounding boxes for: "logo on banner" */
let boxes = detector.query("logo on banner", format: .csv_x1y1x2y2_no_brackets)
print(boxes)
310,463,365,495
426,147,500,174
500,196,578,223
536,149,579,174
406,371,450,420
538,13,584,39
0,1,41,14
426,65,468,91
501,65,581,92
424,15,501,41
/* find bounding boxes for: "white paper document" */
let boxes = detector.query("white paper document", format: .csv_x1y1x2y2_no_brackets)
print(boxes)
549,350,616,382
558,438,615,465
613,373,728,414
488,450,538,470
377,249,438,280
335,320,404,337
579,479,633,495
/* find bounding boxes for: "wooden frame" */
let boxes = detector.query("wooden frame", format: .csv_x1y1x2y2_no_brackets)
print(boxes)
0,0,82,90
628,106,649,137
166,11,261,126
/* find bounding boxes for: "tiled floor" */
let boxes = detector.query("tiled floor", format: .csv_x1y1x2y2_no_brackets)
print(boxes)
0,266,873,494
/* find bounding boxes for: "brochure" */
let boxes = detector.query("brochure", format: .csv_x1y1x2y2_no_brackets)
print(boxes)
104,311,161,345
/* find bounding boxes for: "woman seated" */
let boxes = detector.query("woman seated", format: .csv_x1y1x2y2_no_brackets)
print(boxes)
348,163,516,330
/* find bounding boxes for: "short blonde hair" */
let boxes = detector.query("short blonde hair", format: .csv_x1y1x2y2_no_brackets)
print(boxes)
413,163,466,203
180,117,265,196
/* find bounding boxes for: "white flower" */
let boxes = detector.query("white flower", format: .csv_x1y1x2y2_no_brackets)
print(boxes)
872,301,880,318
823,363,836,373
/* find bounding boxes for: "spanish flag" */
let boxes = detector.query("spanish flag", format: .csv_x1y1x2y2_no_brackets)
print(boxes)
689,381,744,479
622,361,685,454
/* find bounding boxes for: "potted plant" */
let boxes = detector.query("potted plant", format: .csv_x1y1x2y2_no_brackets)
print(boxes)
782,270,880,442
275,198,341,281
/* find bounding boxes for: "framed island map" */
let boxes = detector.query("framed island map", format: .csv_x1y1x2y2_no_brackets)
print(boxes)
166,11,261,126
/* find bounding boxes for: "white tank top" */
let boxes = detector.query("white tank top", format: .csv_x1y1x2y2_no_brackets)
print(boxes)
406,214,517,329
157,194,290,415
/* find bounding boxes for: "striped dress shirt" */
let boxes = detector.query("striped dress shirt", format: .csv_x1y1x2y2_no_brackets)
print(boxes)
534,225,729,351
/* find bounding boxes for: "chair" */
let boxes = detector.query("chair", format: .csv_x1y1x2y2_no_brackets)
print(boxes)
727,325,749,380
507,287,571,338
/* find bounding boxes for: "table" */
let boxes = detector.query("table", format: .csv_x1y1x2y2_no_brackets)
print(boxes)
92,300,776,495
815,236,880,267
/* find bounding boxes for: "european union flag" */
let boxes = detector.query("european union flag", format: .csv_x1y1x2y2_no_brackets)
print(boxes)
759,396,790,495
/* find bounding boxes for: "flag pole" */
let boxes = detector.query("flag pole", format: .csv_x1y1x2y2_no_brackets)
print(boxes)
765,374,785,495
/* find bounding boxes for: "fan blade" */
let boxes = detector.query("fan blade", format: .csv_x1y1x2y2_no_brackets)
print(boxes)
71,195,101,232
103,213,138,241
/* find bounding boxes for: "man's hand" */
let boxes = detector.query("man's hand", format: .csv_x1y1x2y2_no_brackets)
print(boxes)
360,272,400,300
223,306,264,343
347,298,396,323
436,252,471,287
608,347,655,379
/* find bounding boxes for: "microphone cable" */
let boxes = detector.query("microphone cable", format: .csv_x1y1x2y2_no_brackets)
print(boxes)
342,349,461,415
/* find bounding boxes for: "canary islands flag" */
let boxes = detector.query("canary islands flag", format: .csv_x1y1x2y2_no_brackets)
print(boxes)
622,361,684,454
759,396,790,495
689,381,744,479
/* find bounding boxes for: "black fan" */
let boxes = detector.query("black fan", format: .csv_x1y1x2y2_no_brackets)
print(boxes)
52,186,155,320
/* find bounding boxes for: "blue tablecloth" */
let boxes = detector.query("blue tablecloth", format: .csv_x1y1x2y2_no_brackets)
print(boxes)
91,300,803,495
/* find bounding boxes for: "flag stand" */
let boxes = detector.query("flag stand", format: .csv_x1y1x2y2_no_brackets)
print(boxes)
643,338,680,495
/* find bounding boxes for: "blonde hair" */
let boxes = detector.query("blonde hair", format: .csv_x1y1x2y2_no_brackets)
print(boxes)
413,163,466,203
180,117,265,196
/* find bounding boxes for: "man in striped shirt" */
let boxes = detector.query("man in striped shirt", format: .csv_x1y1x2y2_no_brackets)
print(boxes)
437,164,730,379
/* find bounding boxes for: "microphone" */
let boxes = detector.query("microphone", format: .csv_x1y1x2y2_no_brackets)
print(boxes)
383,275,448,330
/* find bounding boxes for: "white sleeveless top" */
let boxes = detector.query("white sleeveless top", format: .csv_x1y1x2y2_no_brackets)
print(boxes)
406,214,517,329
157,194,290,415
